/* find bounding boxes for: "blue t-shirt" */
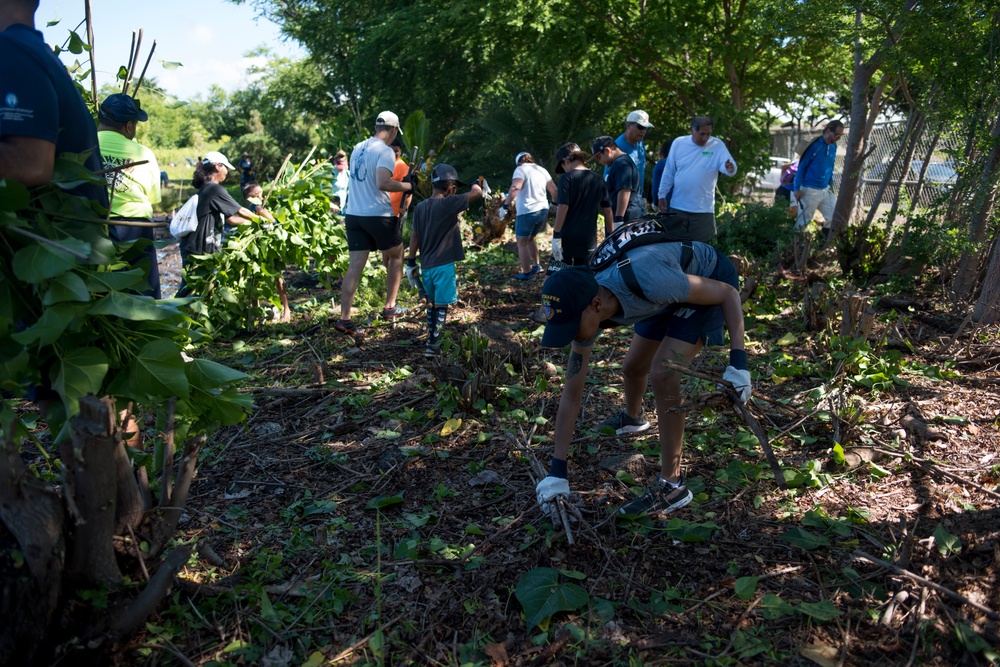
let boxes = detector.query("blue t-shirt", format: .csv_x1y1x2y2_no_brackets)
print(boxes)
606,154,644,222
0,24,107,206
651,157,667,208
792,138,836,191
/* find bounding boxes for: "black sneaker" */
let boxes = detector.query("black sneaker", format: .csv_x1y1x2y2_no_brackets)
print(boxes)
619,477,692,515
597,409,650,435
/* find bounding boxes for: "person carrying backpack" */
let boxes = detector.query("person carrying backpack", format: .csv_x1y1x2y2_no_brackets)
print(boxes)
533,238,750,518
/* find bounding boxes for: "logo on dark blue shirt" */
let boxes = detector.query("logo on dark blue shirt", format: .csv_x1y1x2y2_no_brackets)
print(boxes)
4,93,17,108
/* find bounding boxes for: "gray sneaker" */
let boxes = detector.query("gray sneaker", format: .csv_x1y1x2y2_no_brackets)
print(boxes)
618,477,692,515
597,409,650,435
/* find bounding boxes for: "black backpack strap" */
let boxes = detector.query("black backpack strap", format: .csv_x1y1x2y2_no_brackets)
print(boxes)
617,240,694,301
681,241,693,272
616,257,648,300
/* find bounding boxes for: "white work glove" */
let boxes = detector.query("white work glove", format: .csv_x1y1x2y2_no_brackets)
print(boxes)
498,205,509,220
551,237,564,262
480,178,491,196
792,198,806,230
535,476,570,519
404,261,420,289
723,366,752,403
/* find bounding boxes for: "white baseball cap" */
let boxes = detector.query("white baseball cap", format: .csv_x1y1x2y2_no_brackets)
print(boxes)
515,151,530,166
376,111,400,128
203,151,236,170
626,110,654,128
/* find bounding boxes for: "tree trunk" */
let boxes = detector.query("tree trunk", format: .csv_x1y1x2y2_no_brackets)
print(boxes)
832,1,919,238
953,108,1000,300
973,237,1000,323
861,111,922,233
881,112,925,232
1,395,207,664
61,397,124,586
0,440,65,665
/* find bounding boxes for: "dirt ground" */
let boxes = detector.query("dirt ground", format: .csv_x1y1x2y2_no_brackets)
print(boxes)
139,243,1000,665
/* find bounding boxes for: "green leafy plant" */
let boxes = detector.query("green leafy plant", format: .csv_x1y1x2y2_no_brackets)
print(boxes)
0,158,250,440
184,159,349,334
515,567,590,631
715,200,795,263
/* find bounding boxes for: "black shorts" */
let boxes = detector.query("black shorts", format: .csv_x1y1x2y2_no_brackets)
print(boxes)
345,214,402,251
633,248,739,346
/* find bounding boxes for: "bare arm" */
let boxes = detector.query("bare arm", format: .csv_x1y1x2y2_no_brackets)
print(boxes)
615,189,631,220
602,206,614,235
407,227,419,260
685,276,745,351
226,207,257,225
553,203,568,233
376,166,412,193
546,178,557,201
504,177,524,206
254,205,276,222
551,342,593,461
467,184,483,202
0,136,56,187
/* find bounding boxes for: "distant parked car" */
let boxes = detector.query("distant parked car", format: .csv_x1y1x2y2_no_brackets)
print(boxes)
861,159,956,205
745,156,787,195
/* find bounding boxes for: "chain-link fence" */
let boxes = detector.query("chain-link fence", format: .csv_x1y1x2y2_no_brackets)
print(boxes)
759,121,959,210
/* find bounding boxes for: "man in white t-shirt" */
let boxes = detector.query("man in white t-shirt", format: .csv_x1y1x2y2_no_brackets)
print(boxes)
657,116,737,242
336,111,419,336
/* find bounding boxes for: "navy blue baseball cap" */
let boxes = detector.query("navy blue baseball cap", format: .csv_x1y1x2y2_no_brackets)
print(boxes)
591,135,616,156
540,267,599,348
99,94,148,122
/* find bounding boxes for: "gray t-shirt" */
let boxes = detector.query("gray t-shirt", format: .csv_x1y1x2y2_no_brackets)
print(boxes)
596,242,718,324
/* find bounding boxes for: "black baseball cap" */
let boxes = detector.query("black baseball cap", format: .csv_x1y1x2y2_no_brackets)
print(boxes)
540,267,599,347
554,142,582,174
99,94,148,122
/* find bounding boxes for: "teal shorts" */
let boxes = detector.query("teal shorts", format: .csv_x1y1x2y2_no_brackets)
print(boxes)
423,263,458,305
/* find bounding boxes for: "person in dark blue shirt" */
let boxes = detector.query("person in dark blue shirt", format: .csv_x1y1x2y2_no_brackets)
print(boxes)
0,0,107,207
650,141,670,211
593,135,644,227
791,121,844,241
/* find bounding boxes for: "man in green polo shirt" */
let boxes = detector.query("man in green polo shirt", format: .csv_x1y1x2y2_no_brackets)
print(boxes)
98,93,163,298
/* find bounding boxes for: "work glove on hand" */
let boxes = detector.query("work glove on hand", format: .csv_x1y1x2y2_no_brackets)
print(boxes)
723,366,752,403
404,258,420,289
536,476,570,519
479,177,491,196
497,205,509,220
404,171,420,194
551,236,564,262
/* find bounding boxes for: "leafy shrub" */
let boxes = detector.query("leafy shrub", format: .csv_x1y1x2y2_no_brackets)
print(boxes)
836,222,889,282
715,200,795,263
0,155,250,441
184,160,349,334
894,211,968,283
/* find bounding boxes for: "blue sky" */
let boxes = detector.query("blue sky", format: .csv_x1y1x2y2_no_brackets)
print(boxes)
39,0,305,101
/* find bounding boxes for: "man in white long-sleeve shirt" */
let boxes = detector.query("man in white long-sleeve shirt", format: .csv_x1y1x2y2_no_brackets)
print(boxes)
657,116,737,242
